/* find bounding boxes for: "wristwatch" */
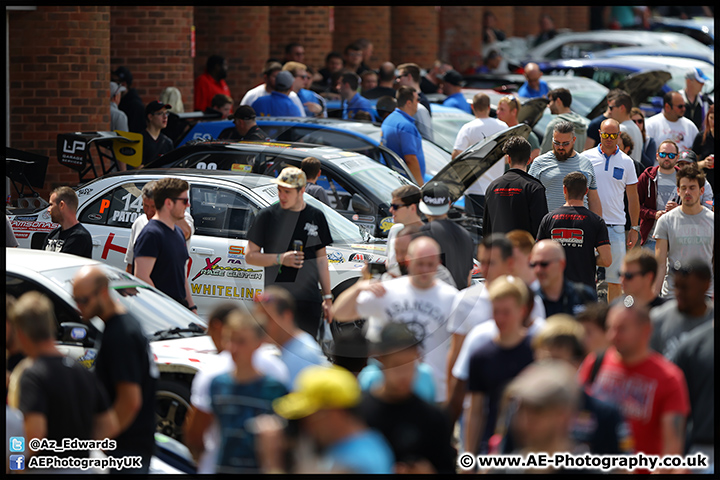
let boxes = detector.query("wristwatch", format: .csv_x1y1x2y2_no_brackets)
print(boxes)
630,225,640,233
322,294,333,300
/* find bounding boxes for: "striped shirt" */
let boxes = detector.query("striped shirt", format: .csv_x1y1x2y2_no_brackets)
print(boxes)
528,151,597,213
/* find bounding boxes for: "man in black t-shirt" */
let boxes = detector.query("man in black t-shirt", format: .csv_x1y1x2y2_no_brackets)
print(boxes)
247,167,334,335
73,266,158,474
419,181,474,290
12,291,116,471
43,186,93,258
537,172,611,290
134,177,197,311
141,100,174,165
358,322,457,473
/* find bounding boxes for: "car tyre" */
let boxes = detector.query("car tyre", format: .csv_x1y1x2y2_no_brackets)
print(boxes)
155,379,191,442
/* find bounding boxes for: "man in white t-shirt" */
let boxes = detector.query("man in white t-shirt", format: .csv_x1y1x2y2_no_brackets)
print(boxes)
583,118,640,303
183,304,290,474
607,90,644,164
333,236,459,403
654,164,714,299
239,61,305,117
451,92,508,217
644,91,699,157
124,180,194,273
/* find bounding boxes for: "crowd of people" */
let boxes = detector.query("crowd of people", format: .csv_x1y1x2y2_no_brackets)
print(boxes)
6,18,716,475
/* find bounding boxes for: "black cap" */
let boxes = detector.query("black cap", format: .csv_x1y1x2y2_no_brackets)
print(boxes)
677,150,698,163
372,322,422,355
418,181,451,216
228,105,256,120
112,66,133,85
440,69,464,87
145,100,172,116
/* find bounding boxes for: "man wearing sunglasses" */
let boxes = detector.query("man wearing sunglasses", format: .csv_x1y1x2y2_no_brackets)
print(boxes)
644,91,699,155
134,177,198,311
142,100,174,166
636,140,681,251
616,248,665,310
583,118,640,303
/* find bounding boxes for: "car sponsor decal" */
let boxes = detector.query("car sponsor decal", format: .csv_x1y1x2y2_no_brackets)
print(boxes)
76,187,93,197
323,153,342,159
231,163,252,173
327,251,344,263
13,215,38,221
349,252,372,262
349,244,386,252
77,349,97,369
101,233,128,259
191,256,263,281
379,216,395,233
228,245,246,263
10,220,58,238
70,327,87,340
190,284,263,299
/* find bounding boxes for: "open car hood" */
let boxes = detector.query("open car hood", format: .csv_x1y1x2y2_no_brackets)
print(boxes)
428,124,531,202
586,70,672,120
517,97,550,127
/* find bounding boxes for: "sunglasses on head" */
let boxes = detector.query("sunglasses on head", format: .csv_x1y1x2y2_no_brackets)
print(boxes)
599,132,618,140
658,152,677,159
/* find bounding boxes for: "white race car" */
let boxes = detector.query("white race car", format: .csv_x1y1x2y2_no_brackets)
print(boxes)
6,248,219,442
8,170,387,318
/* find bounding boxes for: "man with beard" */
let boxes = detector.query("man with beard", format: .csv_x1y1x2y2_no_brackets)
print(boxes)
43,186,92,258
529,121,603,216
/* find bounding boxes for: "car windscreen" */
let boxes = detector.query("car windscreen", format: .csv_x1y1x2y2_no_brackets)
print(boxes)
365,131,451,177
42,265,207,337
304,194,367,244
333,157,413,203
432,113,475,153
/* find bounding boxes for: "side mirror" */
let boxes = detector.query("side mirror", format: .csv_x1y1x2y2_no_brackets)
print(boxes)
59,322,93,347
350,194,372,215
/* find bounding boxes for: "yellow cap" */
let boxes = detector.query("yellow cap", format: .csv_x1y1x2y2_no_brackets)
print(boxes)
273,365,361,420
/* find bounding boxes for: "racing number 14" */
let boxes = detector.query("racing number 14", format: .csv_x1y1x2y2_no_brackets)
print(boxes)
120,192,143,212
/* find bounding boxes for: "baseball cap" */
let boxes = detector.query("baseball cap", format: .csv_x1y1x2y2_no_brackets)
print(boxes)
272,166,307,189
506,360,580,409
685,67,709,84
273,365,361,420
274,70,295,91
145,100,172,116
112,66,133,85
677,150,698,164
228,105,256,121
440,69,465,87
372,322,422,356
418,181,451,216
263,61,283,75
110,82,126,97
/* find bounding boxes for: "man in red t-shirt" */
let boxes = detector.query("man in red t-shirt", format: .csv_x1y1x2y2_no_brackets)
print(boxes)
194,55,231,112
578,304,690,464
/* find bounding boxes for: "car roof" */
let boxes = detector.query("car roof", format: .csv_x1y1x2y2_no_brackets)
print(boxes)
6,248,102,273
90,168,277,188
257,116,381,136
543,56,713,71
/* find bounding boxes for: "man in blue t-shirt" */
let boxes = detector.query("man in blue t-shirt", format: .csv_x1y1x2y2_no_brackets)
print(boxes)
381,86,426,185
251,70,303,117
440,70,472,114
134,177,197,311
273,365,395,474
517,62,549,99
338,72,375,121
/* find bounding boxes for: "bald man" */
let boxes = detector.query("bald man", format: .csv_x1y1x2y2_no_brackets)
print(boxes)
583,118,640,303
73,266,158,473
518,62,549,99
530,239,596,317
333,236,460,404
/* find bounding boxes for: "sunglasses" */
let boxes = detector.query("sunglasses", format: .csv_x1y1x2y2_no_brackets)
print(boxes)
599,132,619,140
389,203,408,210
673,104,686,109
154,111,170,117
632,118,644,125
529,259,557,268
552,139,572,147
658,152,677,159
172,197,190,205
396,73,410,80
619,271,643,280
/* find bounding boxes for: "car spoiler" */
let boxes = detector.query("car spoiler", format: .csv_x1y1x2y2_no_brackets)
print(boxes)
5,147,49,200
56,131,142,181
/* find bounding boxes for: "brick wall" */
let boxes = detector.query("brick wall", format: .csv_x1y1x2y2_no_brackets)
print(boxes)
8,6,111,196
110,6,194,110
439,7,484,74
333,7,391,71
194,7,270,104
269,5,332,75
390,6,439,68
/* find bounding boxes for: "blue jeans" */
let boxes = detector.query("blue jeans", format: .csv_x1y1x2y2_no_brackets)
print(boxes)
642,238,656,253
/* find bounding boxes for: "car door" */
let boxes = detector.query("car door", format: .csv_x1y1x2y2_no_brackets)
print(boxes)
186,181,265,315
77,179,148,271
